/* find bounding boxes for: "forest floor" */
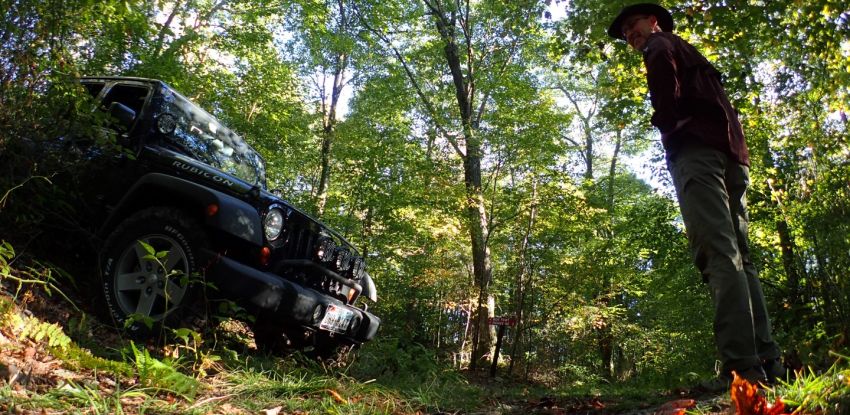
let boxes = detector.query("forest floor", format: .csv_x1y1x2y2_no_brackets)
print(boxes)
450,369,738,415
0,251,832,414
0,278,739,415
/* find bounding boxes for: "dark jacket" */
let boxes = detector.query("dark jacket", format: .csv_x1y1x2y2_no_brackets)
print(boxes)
643,32,749,166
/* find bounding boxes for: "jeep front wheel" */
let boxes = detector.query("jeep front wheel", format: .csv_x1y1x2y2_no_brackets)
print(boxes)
101,207,206,336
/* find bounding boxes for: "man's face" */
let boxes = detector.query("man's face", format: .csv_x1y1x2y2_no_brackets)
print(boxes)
621,14,657,50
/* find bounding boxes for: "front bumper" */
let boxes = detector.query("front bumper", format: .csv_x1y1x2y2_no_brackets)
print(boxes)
202,250,380,343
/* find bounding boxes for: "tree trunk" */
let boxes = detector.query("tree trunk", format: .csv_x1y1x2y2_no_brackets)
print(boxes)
509,178,537,375
776,218,802,307
315,51,348,216
763,152,806,327
465,144,494,368
597,130,622,380
315,0,350,216
427,0,494,369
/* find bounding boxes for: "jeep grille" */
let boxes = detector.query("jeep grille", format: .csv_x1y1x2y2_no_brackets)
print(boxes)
279,225,317,260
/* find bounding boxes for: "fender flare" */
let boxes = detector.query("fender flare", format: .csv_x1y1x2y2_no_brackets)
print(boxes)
99,173,263,245
361,272,377,303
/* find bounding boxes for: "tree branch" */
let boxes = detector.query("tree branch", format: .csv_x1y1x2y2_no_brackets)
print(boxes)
353,1,464,157
474,36,520,128
152,2,182,59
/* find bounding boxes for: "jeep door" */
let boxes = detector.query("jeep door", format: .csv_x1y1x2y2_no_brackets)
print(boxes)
78,80,153,220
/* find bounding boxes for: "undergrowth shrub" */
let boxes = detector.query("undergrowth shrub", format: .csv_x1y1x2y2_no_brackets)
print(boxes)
124,341,199,399
351,337,443,381
350,337,481,411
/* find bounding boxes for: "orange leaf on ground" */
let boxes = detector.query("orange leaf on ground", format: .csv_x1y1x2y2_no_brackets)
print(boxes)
327,389,346,404
656,399,696,415
730,372,788,415
590,397,606,409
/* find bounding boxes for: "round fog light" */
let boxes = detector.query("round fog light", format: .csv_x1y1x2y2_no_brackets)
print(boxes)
312,305,324,324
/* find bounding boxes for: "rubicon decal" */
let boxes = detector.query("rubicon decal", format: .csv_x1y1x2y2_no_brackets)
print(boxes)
172,160,235,187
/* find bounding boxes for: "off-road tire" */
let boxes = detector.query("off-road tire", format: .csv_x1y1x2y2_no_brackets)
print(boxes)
100,207,208,338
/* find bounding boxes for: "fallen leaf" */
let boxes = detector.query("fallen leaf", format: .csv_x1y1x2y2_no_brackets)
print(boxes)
655,399,695,415
263,406,282,415
328,388,346,403
590,398,606,409
730,372,789,415
218,403,246,414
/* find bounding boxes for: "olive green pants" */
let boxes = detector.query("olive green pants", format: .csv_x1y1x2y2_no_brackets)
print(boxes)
667,142,780,375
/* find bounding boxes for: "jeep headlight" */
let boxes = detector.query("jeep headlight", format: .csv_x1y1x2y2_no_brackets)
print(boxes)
263,208,285,240
334,247,351,272
350,256,365,280
316,237,335,262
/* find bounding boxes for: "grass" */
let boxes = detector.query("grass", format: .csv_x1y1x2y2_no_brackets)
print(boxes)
2,239,849,414
0,306,425,414
683,355,850,415
771,352,850,414
218,368,411,414
0,257,471,414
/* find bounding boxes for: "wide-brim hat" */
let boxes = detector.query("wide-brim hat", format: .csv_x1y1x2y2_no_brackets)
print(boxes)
607,3,674,40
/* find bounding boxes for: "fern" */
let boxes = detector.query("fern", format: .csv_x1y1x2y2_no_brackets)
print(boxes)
0,240,14,278
128,341,199,399
15,315,72,350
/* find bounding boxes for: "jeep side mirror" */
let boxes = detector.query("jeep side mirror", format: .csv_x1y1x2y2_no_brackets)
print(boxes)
108,102,136,129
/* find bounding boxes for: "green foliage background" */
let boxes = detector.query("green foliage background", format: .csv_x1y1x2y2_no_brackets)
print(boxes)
1,0,848,388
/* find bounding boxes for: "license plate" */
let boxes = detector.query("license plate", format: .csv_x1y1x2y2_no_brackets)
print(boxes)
319,304,354,334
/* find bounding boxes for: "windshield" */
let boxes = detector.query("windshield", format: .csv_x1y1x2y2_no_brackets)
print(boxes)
158,86,266,187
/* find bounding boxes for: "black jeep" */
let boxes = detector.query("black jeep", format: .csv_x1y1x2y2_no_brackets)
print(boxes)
64,76,379,356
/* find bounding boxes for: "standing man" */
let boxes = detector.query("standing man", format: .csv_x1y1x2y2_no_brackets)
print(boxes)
607,3,783,386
